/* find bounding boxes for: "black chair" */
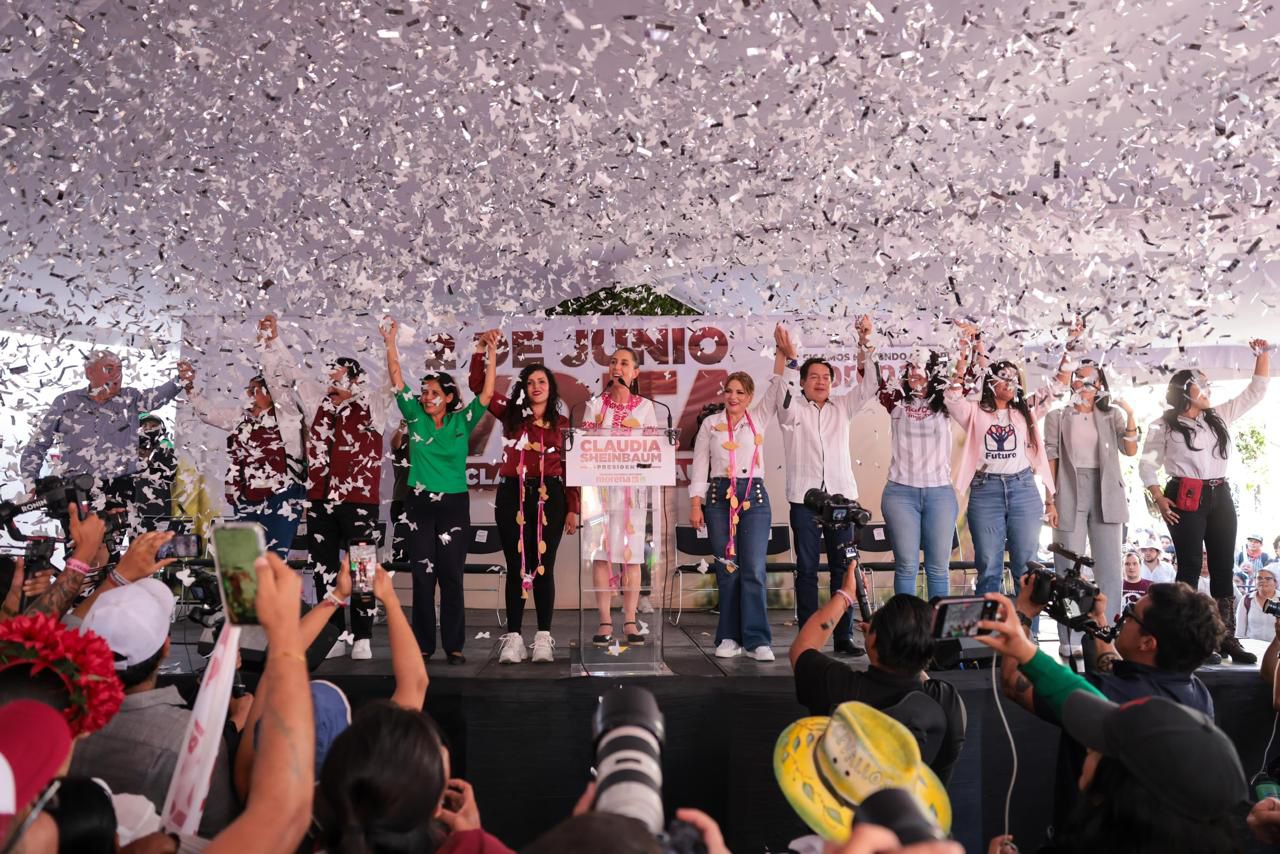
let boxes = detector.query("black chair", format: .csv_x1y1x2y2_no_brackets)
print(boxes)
856,522,896,598
463,524,507,627
668,525,717,625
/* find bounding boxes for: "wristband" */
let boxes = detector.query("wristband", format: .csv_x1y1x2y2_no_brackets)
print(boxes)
64,558,91,576
786,358,799,370
1016,611,1033,630
324,592,349,608
109,568,130,587
834,589,856,611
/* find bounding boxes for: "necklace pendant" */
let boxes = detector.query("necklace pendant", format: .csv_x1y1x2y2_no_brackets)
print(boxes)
741,501,751,511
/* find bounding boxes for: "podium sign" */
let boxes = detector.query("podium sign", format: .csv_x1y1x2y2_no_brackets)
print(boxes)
565,427,677,488
564,426,677,677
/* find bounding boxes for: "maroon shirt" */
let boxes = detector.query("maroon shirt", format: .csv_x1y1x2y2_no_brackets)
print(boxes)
469,353,580,515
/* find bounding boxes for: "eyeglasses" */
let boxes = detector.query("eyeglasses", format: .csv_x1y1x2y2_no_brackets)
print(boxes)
1114,602,1149,633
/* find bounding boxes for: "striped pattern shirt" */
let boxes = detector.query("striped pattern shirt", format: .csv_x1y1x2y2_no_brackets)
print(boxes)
879,389,954,488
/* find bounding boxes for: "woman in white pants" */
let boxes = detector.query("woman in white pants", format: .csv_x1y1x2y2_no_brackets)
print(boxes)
1043,360,1139,658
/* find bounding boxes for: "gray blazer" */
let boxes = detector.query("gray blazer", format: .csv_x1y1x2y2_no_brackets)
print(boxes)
1043,405,1130,526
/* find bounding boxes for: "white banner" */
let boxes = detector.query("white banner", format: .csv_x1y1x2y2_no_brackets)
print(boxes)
566,427,678,487
162,623,240,835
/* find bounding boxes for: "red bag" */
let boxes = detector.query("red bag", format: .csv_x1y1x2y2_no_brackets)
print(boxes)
1173,478,1203,512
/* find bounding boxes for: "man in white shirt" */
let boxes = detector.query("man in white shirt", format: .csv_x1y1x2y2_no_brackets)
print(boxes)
773,324,877,656
1137,534,1177,584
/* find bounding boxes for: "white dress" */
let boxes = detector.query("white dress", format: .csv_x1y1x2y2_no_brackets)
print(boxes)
581,393,659,564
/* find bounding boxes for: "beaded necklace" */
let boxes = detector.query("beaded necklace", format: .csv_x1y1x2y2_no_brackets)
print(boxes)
716,409,761,570
515,413,554,599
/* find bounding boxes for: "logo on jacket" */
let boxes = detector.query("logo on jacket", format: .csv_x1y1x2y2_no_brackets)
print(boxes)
984,423,1017,458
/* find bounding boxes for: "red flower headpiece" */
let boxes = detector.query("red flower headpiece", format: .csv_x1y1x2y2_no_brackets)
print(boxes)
0,613,124,736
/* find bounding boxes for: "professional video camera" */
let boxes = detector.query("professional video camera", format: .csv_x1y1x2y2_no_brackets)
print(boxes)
803,487,872,530
591,685,708,854
801,488,874,621
0,474,98,606
1026,543,1109,637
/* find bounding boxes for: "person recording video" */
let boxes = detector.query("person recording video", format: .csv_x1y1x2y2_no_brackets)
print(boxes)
789,570,967,785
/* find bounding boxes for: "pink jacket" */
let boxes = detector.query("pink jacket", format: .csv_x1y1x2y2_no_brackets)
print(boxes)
944,382,1065,498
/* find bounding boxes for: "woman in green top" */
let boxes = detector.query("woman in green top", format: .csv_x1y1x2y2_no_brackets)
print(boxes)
382,321,495,665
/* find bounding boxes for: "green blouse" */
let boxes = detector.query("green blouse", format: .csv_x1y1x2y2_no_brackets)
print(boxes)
397,386,487,493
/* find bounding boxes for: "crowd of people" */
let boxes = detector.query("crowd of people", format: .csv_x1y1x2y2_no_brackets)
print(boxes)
4,316,1280,851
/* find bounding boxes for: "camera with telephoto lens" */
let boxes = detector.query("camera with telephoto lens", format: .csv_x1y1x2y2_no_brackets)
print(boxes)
1027,543,1100,631
1264,599,1280,619
803,487,872,530
591,685,707,854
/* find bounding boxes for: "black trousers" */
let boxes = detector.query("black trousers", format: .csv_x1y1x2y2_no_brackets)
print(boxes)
306,500,377,641
389,499,409,563
1165,479,1237,599
404,491,470,655
495,477,567,633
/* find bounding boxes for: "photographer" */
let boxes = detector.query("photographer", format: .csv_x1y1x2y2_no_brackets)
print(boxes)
773,320,880,656
135,414,178,530
789,569,967,784
20,349,195,528
975,593,1246,854
994,575,1219,833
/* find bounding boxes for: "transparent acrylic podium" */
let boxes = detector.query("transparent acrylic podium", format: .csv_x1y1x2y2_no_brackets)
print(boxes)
565,426,677,677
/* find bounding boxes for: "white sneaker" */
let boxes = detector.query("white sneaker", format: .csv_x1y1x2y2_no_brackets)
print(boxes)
714,639,743,658
325,640,346,659
531,631,555,663
748,645,775,662
351,639,372,660
638,595,655,614
498,632,527,664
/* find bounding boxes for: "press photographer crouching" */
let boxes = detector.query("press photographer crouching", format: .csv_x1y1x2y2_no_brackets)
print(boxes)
975,593,1246,854
994,568,1222,841
789,569,967,786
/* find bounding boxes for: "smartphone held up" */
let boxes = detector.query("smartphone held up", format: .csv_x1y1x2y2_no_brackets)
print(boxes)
349,543,377,594
930,596,1000,639
211,522,267,625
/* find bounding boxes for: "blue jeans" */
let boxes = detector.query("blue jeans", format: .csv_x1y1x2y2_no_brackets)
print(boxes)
967,469,1043,596
882,481,959,600
790,502,855,642
236,482,304,558
705,478,772,649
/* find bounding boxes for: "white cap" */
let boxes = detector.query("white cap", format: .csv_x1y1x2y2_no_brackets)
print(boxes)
1137,532,1163,551
82,578,175,670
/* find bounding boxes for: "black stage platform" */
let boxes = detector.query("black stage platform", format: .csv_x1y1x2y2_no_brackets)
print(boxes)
161,610,1277,853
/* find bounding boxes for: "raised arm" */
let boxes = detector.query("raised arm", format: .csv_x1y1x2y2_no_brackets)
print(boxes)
468,349,507,418
790,561,860,669
189,388,243,433
259,316,325,416
382,318,405,391
206,553,313,853
1217,339,1272,424
375,565,428,710
477,331,498,408
23,505,105,620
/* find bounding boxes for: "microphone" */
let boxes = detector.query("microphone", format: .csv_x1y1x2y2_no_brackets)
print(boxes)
646,396,678,446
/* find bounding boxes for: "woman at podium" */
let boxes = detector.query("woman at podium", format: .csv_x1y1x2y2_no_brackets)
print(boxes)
582,347,658,647
689,370,784,661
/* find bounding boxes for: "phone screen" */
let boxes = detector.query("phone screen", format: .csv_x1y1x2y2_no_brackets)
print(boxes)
933,598,993,639
157,534,202,561
349,543,377,594
212,525,266,624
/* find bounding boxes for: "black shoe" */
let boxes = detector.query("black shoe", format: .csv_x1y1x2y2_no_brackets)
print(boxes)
624,621,646,646
1222,638,1257,665
446,652,466,666
834,638,866,657
592,622,614,647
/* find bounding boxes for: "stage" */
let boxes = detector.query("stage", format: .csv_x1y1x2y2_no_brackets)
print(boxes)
162,609,1277,852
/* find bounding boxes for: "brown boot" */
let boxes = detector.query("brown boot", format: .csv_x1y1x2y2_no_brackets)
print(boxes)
1217,596,1258,665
